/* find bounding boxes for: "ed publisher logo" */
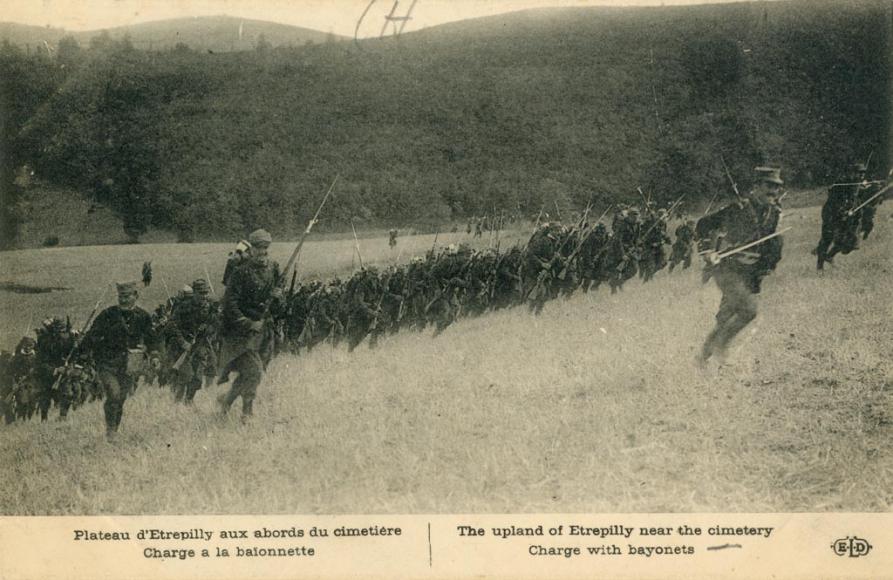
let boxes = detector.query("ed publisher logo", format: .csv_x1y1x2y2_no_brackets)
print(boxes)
831,537,873,558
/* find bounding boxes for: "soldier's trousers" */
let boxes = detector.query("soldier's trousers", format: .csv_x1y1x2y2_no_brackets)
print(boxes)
860,207,876,239
701,269,757,360
220,351,263,416
173,368,203,403
97,367,136,433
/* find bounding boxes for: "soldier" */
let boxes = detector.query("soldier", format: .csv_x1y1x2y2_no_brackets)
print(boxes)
388,228,398,250
814,163,864,270
166,278,219,404
141,261,152,287
669,219,697,272
524,223,566,314
344,267,381,351
578,222,609,292
607,208,640,294
35,317,77,421
639,208,671,282
217,229,283,422
79,281,161,440
4,337,39,422
697,166,784,364
855,168,889,240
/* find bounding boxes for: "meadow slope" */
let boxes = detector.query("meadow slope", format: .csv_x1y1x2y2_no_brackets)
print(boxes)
0,205,890,514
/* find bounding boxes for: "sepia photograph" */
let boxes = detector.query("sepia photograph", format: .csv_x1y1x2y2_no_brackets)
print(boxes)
0,0,891,523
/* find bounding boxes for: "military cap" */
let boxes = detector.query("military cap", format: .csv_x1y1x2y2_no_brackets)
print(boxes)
754,166,784,185
180,285,194,296
248,229,273,247
191,279,210,295
116,280,139,294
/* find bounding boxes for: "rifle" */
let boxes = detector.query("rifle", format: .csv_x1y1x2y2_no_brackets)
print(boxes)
424,254,474,313
700,227,791,265
160,275,172,305
171,322,211,372
557,205,613,280
831,180,885,187
532,204,545,231
847,181,893,215
524,224,582,300
429,228,439,257
350,220,364,269
203,265,216,296
720,155,744,202
51,288,106,392
368,280,390,333
281,174,339,281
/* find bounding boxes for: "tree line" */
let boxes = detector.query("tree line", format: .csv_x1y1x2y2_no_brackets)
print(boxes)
0,0,888,248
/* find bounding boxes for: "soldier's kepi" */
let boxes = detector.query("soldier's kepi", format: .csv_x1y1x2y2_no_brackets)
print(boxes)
217,228,283,422
696,165,785,365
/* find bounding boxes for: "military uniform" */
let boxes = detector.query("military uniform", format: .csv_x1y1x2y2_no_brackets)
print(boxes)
607,209,640,294
669,220,696,272
217,229,283,420
697,167,784,363
166,279,219,404
35,318,77,421
80,282,159,438
856,181,883,240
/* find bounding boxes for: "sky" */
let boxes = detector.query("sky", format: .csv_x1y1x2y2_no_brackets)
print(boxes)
3,0,760,37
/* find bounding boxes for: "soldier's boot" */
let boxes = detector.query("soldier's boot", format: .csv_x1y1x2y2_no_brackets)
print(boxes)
217,391,237,417
104,399,123,440
39,399,50,422
58,400,70,421
241,397,254,424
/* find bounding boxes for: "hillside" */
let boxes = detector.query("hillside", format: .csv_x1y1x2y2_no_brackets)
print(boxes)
0,16,347,52
1,0,890,247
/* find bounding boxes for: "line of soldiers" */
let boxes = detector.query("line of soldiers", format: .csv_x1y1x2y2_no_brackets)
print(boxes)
814,162,889,270
278,201,695,349
4,162,886,434
0,206,698,429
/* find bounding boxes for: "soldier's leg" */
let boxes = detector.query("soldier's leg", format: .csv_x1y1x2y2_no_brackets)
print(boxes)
184,374,202,403
711,274,757,357
815,221,835,269
861,208,876,239
99,369,127,437
231,352,263,419
700,290,731,363
38,386,51,422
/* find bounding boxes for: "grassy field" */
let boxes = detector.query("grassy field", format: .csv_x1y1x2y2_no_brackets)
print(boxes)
0,204,891,514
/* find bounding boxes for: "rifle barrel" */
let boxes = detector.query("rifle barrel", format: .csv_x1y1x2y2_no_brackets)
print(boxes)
282,175,339,278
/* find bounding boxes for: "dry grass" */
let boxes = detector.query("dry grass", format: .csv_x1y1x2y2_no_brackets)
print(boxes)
0,205,891,514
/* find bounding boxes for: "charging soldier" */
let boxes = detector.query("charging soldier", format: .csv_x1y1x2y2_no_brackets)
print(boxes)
167,278,219,404
814,163,864,270
697,167,784,364
80,281,160,440
217,229,283,422
669,220,697,272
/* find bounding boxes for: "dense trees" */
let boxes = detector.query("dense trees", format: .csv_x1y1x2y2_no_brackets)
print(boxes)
1,0,888,247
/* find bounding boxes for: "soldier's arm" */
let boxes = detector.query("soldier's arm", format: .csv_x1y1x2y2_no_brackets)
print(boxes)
138,310,161,357
165,305,188,346
222,268,254,331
